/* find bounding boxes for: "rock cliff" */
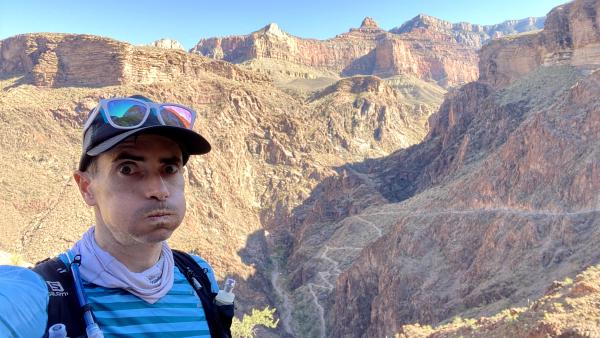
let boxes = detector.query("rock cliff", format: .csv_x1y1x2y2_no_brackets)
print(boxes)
150,38,185,50
480,0,600,89
391,14,545,49
0,33,267,87
1,2,597,337
277,1,600,337
191,15,543,88
0,31,443,337
191,18,479,86
398,264,600,337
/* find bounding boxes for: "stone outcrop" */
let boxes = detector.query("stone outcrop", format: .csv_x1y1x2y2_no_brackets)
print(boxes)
0,34,268,87
150,38,185,50
191,19,479,86
1,2,597,338
191,15,544,87
191,22,382,72
359,17,380,30
275,1,600,337
0,29,443,337
391,14,545,48
307,76,438,156
480,0,600,89
397,264,600,337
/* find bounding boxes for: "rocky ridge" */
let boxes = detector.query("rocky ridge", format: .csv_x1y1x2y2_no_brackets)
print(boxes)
480,0,600,89
398,264,600,337
191,15,544,88
391,14,545,48
0,29,444,337
0,33,266,88
275,1,600,337
0,1,597,337
191,18,479,87
150,38,185,50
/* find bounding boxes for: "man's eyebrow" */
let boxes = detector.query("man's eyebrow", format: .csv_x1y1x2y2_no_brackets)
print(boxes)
111,152,181,164
161,156,182,165
112,152,145,163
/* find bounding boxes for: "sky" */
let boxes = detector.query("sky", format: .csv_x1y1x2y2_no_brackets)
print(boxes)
0,0,569,50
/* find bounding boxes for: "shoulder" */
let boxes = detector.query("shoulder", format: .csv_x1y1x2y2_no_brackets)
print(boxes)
0,265,49,337
189,254,213,272
0,265,47,293
188,253,220,293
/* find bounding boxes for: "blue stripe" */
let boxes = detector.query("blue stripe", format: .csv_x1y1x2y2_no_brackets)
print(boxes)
75,252,216,338
99,316,205,327
85,288,128,295
89,292,201,304
91,300,200,311
86,287,194,296
93,307,204,319
100,320,209,334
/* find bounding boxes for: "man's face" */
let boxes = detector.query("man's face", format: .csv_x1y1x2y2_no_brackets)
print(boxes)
84,134,186,245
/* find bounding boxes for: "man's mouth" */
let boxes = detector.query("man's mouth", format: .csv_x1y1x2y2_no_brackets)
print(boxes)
146,210,174,218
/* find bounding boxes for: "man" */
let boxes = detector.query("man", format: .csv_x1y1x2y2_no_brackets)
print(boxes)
0,95,232,337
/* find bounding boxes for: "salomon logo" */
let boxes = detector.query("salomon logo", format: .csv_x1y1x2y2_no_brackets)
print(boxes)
47,281,68,296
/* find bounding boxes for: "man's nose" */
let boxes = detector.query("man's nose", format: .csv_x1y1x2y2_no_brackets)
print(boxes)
145,174,170,201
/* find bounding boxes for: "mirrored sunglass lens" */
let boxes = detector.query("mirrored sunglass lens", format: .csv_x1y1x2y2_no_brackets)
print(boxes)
160,105,193,128
107,99,148,127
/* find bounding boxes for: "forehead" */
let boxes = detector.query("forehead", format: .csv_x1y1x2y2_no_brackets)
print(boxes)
103,134,183,161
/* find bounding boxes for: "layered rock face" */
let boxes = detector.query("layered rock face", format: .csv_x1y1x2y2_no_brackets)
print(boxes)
329,68,598,337
1,2,596,338
0,34,266,87
191,15,544,88
306,76,436,157
278,1,600,337
399,264,600,337
150,38,185,50
391,14,545,49
192,18,480,86
191,21,383,72
480,0,600,89
0,31,444,337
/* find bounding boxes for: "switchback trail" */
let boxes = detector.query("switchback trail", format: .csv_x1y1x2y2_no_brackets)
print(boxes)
279,207,598,337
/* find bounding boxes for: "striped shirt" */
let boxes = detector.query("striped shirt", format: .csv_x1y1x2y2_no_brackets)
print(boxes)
78,255,218,338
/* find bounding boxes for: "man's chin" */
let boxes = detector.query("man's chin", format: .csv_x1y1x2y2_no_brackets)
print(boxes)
137,226,177,243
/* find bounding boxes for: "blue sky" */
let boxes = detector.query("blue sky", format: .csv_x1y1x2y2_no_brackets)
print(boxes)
0,0,568,49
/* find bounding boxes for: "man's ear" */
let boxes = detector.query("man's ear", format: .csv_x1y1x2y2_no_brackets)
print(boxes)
73,170,97,206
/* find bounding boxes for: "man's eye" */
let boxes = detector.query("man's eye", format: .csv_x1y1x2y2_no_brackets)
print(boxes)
164,165,179,175
118,164,135,175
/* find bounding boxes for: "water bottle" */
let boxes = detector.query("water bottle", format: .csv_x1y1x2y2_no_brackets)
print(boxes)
86,323,105,338
48,323,68,338
215,278,235,305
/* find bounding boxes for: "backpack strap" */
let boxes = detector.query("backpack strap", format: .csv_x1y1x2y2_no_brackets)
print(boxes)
173,249,234,338
32,250,232,338
32,257,86,338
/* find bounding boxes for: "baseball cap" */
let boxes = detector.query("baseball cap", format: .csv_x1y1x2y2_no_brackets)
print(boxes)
78,95,211,171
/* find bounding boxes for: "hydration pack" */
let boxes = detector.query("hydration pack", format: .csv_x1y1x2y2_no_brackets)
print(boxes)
32,249,234,338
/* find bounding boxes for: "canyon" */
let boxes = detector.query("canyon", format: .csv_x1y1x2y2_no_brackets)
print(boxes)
0,1,598,337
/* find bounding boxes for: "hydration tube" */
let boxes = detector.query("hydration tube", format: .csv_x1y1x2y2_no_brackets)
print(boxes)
67,253,105,338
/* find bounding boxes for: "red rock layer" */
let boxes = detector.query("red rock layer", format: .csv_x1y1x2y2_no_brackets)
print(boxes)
480,0,600,89
0,34,268,87
191,21,478,86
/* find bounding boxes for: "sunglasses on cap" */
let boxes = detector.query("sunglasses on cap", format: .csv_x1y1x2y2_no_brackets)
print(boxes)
83,97,197,133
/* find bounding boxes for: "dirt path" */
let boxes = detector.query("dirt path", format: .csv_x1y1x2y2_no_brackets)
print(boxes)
353,215,383,237
271,263,295,336
282,207,599,337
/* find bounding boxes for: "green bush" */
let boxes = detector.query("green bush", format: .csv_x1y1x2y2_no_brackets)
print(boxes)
231,306,279,338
